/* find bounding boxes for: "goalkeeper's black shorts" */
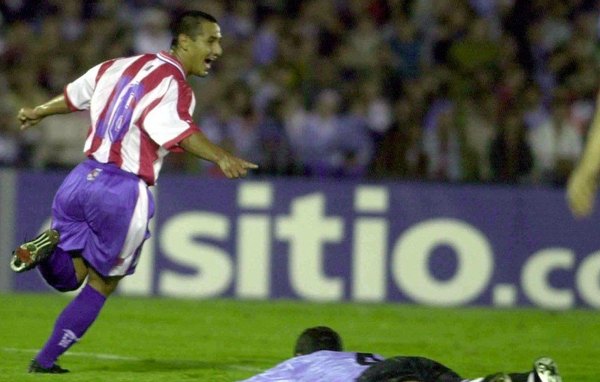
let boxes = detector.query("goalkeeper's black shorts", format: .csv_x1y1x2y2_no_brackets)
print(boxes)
357,356,462,382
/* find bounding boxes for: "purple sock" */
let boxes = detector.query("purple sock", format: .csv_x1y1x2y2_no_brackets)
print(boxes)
35,284,106,368
38,247,79,292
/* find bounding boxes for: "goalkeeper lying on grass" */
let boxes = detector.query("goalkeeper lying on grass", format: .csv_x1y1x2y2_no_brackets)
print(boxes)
238,326,561,382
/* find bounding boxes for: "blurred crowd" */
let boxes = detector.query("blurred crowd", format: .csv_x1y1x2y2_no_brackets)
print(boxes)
0,0,598,185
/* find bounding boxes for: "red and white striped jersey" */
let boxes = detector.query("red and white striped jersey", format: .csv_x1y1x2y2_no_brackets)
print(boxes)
64,51,199,185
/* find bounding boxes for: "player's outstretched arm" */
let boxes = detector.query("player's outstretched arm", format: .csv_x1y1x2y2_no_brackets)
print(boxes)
17,94,72,130
179,131,258,179
567,91,600,218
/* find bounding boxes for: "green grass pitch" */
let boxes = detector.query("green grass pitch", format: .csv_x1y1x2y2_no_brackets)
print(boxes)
0,293,598,381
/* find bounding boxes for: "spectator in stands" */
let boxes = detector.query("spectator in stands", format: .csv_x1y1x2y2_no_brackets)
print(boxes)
528,97,583,185
489,110,534,184
0,0,598,185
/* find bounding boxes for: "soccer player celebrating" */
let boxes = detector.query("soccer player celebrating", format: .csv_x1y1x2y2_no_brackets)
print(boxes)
11,10,257,373
239,326,561,382
567,92,600,217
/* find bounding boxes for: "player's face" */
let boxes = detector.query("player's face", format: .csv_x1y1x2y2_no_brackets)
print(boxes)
188,21,222,77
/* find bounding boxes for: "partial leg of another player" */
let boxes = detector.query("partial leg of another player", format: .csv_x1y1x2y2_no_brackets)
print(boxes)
471,357,562,382
507,358,562,382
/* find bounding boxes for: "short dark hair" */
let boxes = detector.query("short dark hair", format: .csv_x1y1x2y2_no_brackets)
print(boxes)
170,10,218,47
294,326,343,356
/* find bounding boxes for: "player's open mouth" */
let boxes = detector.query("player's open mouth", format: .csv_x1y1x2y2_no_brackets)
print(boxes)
204,58,214,70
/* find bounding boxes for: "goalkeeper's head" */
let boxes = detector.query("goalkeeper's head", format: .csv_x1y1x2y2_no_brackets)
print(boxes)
294,326,343,356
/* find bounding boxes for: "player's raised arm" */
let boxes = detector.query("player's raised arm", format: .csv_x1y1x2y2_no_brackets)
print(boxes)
17,94,71,130
179,131,258,179
567,91,600,218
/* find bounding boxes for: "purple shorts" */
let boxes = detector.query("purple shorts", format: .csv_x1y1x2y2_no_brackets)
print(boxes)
51,159,154,277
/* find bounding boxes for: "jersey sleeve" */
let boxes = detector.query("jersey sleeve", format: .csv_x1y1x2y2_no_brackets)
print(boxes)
64,62,105,111
141,79,200,152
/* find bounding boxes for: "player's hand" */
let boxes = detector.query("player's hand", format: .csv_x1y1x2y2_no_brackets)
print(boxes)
217,154,258,179
17,107,43,130
566,167,598,218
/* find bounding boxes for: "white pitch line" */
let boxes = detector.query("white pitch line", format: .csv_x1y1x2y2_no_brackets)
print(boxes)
1,347,264,372
1,347,140,361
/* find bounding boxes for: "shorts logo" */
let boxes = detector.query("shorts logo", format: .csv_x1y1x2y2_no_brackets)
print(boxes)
58,329,80,348
87,168,103,181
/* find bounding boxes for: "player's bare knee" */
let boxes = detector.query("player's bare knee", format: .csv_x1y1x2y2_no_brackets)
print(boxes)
87,277,121,296
72,257,88,283
87,267,122,296
102,279,121,296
